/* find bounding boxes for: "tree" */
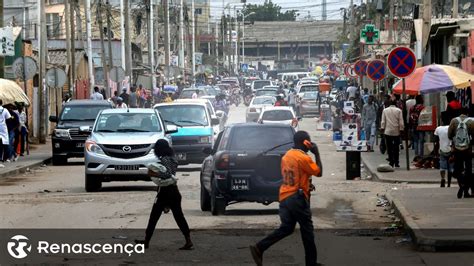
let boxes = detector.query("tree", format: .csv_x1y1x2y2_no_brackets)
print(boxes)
242,0,298,22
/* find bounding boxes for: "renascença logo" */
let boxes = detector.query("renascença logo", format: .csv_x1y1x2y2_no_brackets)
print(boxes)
7,235,32,259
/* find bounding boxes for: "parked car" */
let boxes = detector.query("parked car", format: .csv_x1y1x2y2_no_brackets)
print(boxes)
155,102,220,165
200,123,296,215
258,106,300,131
49,100,113,165
251,80,272,92
245,96,276,122
299,91,320,116
84,108,177,192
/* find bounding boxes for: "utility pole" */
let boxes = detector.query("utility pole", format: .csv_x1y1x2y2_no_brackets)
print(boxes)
106,1,114,71
388,0,394,42
70,1,76,97
0,0,3,78
38,0,47,143
215,21,218,61
97,0,109,96
120,0,126,71
397,0,403,44
86,0,94,91
421,0,431,53
452,0,458,18
148,0,156,91
191,0,195,84
228,14,232,74
207,16,211,56
234,7,238,74
124,0,132,82
65,1,72,94
164,0,170,83
237,15,241,71
349,0,354,41
179,0,185,79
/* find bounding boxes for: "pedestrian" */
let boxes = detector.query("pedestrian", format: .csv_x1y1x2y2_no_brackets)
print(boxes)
138,84,146,108
191,89,199,99
362,95,377,151
434,124,454,188
362,88,369,104
448,108,474,198
135,139,193,250
129,86,138,108
90,86,104,100
409,95,425,159
0,100,11,166
100,88,107,100
288,89,297,114
444,91,462,125
119,88,129,105
346,83,357,100
110,91,119,105
62,93,72,106
17,105,27,156
381,99,404,168
405,95,416,150
115,97,128,109
5,105,20,162
250,131,322,266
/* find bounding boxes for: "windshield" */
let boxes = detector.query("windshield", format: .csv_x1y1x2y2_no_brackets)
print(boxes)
179,90,196,98
253,97,275,105
256,90,278,97
205,87,217,96
262,110,294,121
300,85,319,93
253,81,271,90
156,105,208,127
229,126,293,151
60,105,109,121
298,73,308,78
94,113,162,132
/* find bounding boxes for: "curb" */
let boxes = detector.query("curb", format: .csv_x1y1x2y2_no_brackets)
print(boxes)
386,193,474,251
362,157,439,184
0,157,52,179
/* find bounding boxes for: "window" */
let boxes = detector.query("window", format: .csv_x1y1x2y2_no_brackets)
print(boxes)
48,0,64,4
252,97,275,105
156,105,208,127
60,106,108,121
262,110,294,121
46,13,61,38
229,127,293,151
95,113,162,133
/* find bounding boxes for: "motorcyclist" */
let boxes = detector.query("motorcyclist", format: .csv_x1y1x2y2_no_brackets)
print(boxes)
214,94,229,115
275,94,288,106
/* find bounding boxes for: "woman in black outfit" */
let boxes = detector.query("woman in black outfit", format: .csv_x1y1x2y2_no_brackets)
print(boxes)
135,139,193,250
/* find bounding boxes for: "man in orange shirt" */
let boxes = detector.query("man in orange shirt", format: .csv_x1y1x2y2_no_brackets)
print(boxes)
250,131,322,266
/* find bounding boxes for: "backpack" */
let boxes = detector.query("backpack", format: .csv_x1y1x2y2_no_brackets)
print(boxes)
453,117,471,151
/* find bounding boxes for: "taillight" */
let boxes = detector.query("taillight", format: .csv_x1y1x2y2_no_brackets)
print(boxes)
249,108,256,112
216,153,229,170
291,118,298,128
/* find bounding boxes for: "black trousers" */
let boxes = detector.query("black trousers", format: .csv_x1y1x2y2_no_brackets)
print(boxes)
257,193,317,266
385,135,400,166
145,186,190,242
453,149,473,193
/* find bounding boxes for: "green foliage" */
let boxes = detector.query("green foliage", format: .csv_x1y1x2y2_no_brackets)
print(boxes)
242,0,298,22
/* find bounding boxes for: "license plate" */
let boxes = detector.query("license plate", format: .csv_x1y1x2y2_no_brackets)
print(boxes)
114,165,139,171
76,142,85,148
176,153,187,161
231,178,249,191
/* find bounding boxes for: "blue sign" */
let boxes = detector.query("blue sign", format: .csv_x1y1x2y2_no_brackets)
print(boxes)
367,60,385,81
241,63,248,72
387,47,416,78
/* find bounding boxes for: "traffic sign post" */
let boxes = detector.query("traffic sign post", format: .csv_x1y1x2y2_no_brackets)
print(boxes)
388,47,417,171
46,67,67,117
354,60,368,92
367,60,385,81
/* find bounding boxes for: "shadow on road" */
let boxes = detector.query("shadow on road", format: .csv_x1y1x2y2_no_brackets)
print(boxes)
99,185,157,192
223,208,279,216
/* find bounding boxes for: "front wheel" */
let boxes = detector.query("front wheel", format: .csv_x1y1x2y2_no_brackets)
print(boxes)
211,180,226,215
200,180,211,211
85,174,102,192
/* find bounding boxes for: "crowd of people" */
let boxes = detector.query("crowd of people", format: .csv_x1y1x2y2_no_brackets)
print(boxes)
0,100,28,168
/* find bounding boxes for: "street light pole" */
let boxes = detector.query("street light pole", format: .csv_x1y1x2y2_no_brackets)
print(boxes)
242,12,255,66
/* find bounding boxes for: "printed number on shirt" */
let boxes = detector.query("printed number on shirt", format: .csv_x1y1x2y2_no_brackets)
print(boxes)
283,169,295,186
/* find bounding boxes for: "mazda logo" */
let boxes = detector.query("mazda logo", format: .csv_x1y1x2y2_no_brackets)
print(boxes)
122,146,132,152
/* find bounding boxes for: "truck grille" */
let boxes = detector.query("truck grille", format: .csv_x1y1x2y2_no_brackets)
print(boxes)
100,144,152,159
68,128,90,140
172,138,198,145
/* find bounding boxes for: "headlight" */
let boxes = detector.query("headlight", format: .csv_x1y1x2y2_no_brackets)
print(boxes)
85,140,105,155
54,129,70,138
199,136,211,144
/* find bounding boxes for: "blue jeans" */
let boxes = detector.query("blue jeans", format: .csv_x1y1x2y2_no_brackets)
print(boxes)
257,193,317,266
412,130,425,157
8,130,16,159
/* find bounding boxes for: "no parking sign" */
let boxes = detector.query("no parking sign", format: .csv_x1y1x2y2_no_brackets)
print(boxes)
387,47,416,78
367,60,385,81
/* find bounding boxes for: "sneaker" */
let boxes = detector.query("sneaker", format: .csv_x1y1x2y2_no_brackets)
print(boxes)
249,245,263,266
5,159,11,163
13,156,18,162
457,187,463,199
0,164,4,168
440,179,446,188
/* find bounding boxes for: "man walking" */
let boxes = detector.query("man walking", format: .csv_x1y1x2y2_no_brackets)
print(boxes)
448,108,474,198
90,86,104,100
0,100,11,167
250,131,322,266
381,99,404,168
362,95,377,151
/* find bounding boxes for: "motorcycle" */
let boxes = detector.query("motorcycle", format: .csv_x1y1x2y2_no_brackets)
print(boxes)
230,89,241,107
243,88,253,106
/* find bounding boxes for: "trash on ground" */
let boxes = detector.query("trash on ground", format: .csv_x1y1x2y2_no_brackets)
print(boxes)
112,235,128,240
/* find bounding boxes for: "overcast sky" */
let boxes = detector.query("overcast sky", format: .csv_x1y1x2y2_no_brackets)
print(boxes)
209,0,353,21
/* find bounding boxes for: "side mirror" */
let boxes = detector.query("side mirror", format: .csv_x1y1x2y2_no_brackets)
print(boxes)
165,124,179,134
202,147,213,155
49,115,58,123
79,126,91,133
215,111,224,118
211,117,220,126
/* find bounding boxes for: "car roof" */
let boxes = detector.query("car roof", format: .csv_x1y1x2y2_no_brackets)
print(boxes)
257,87,278,91
100,108,156,114
254,95,275,99
262,86,279,89
154,102,207,108
64,100,111,106
227,123,293,129
262,106,293,111
175,99,212,104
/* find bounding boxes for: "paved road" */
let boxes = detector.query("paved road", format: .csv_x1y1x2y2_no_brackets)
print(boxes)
1,105,473,265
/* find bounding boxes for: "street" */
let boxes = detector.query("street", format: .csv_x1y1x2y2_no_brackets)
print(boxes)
1,106,473,265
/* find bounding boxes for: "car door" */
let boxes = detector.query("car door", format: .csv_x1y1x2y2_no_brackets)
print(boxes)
201,130,224,192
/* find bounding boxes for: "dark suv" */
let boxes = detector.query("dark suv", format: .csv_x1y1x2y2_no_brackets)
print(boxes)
200,123,295,215
49,100,112,165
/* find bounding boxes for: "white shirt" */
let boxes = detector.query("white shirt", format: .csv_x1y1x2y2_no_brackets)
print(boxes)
406,99,416,120
381,105,405,136
115,103,128,109
0,107,11,143
346,86,357,99
90,92,104,100
435,126,451,153
191,92,198,99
